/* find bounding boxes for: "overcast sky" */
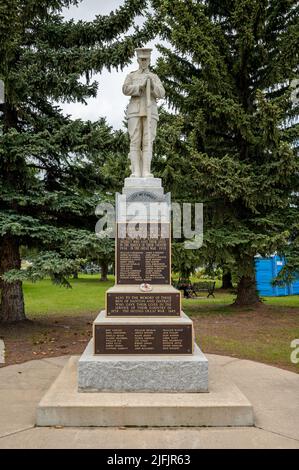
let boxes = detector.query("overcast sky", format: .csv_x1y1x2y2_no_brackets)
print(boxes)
61,0,163,130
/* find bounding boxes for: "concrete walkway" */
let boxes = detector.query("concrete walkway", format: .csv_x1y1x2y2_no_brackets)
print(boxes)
0,354,298,449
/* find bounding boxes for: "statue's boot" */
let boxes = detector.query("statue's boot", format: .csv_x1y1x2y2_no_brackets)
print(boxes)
142,148,153,178
130,149,141,177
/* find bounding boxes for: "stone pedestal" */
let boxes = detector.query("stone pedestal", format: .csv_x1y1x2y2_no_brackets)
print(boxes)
77,177,209,393
78,339,208,393
123,177,164,197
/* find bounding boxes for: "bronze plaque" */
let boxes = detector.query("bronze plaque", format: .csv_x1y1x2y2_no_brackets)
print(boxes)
116,223,170,284
94,323,193,355
107,292,181,317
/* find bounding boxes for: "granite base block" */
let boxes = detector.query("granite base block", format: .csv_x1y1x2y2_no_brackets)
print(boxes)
78,339,208,393
37,356,254,427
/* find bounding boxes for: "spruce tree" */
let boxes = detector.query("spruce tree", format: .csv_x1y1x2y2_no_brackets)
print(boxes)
0,0,151,322
152,0,298,305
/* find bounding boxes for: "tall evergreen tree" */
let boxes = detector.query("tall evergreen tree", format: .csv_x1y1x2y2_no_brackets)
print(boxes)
152,0,298,305
0,0,151,323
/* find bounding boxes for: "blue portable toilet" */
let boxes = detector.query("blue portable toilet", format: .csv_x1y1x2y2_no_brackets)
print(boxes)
255,255,299,297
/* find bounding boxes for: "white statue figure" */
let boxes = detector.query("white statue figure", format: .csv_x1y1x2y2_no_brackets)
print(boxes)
122,48,165,178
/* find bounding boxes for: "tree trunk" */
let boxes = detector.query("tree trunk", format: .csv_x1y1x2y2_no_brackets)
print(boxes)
0,235,26,323
222,271,233,289
100,261,108,282
73,272,78,279
234,257,260,306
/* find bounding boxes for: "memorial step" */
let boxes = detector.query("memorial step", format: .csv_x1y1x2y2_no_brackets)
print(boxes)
36,356,252,427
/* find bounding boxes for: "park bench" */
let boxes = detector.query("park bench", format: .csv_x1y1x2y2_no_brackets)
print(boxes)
192,281,216,298
174,280,216,299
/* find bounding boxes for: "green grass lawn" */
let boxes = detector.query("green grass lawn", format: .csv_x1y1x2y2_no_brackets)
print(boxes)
23,274,299,317
24,275,235,317
23,274,114,317
22,275,238,318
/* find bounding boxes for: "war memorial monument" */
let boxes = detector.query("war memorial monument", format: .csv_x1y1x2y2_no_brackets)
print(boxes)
36,49,253,427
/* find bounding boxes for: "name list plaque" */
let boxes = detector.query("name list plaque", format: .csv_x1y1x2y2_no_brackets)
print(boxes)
107,292,181,317
94,323,193,355
116,222,170,285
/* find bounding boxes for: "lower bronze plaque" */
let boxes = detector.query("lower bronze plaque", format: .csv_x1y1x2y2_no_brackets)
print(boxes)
94,324,193,355
106,292,181,317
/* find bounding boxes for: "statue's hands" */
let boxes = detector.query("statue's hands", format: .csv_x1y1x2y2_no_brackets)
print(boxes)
141,73,154,89
139,77,147,93
139,74,154,93
147,74,156,91
143,75,150,87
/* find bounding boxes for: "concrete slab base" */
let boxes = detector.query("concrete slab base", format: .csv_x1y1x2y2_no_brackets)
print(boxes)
78,339,208,392
36,357,254,427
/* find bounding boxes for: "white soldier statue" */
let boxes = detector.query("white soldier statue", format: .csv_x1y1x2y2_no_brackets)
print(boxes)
122,48,165,178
